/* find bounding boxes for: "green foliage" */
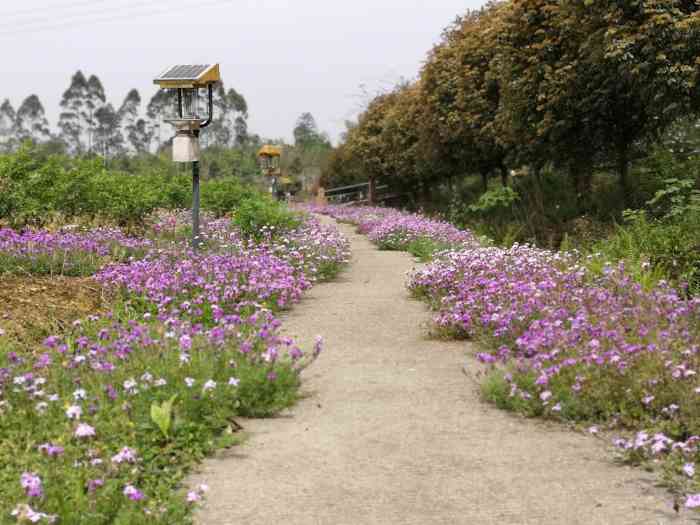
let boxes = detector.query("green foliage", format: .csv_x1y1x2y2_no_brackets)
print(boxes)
199,178,257,217
233,197,301,240
150,395,178,439
467,186,519,214
592,211,700,295
0,144,271,228
406,237,451,262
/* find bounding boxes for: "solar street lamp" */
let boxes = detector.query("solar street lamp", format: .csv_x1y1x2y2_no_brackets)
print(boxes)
257,144,282,199
154,64,221,251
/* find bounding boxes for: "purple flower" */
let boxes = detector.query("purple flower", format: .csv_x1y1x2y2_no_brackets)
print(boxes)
20,472,43,498
38,443,64,457
87,479,104,493
686,494,700,508
683,463,695,477
112,446,138,464
123,484,145,501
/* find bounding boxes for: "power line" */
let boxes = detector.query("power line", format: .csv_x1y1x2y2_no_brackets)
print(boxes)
0,0,232,37
0,0,224,33
0,0,113,19
1,0,157,28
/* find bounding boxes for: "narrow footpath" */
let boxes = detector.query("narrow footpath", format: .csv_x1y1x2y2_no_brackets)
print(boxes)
191,219,692,525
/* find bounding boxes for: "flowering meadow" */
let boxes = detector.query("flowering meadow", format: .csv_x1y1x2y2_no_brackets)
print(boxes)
0,208,349,523
316,205,479,260
318,204,700,510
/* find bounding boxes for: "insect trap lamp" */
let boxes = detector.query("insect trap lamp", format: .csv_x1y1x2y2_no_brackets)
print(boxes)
153,64,221,250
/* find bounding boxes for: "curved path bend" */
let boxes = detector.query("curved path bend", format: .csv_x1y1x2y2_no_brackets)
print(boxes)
191,219,692,525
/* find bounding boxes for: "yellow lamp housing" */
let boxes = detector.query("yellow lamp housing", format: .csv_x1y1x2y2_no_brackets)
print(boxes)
257,145,282,175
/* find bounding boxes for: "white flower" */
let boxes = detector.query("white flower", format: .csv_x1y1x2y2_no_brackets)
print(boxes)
73,389,87,401
203,380,217,392
74,423,96,438
228,377,240,387
154,378,167,387
184,377,195,388
66,405,82,420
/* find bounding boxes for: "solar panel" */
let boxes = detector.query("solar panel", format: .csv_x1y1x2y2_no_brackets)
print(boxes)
154,64,221,88
159,65,211,80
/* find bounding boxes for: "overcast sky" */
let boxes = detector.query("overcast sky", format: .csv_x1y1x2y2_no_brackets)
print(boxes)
0,0,485,144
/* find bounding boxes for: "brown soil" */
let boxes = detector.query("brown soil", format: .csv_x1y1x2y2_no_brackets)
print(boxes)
0,274,104,345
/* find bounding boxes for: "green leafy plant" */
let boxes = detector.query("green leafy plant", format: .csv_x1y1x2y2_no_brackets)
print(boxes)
151,395,178,439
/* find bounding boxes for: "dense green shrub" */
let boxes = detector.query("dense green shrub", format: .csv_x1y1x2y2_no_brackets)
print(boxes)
233,197,301,240
0,144,269,228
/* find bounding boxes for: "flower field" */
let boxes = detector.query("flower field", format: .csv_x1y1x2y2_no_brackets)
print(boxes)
0,209,349,523
319,204,700,509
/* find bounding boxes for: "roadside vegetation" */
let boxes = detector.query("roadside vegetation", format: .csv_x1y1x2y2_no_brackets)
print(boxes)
318,203,700,511
321,0,700,292
0,149,349,523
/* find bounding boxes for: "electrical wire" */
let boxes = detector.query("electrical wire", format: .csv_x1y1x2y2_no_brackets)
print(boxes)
1,0,161,28
0,0,114,20
0,0,232,37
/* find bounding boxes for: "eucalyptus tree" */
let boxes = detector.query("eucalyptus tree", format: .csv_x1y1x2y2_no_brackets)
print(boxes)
0,99,18,152
16,95,51,144
208,84,249,147
94,103,124,159
58,71,89,154
85,75,107,153
146,90,173,152
118,89,151,153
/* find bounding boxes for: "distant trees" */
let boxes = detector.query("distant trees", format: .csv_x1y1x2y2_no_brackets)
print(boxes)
16,95,51,144
0,70,253,158
293,112,329,149
0,100,18,152
327,0,700,209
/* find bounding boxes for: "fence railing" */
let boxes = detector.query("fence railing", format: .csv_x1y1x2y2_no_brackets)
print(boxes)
323,182,392,206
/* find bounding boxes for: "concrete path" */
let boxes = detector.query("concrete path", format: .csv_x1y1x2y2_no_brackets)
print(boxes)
191,220,693,525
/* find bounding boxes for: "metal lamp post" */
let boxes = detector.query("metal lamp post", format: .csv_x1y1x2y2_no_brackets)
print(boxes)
153,64,221,251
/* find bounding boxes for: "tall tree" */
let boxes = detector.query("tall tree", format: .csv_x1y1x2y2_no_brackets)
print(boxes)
207,84,249,147
146,90,173,152
94,103,123,159
118,89,150,153
16,95,51,144
422,3,511,191
85,74,107,153
0,99,18,152
294,112,323,148
58,70,89,154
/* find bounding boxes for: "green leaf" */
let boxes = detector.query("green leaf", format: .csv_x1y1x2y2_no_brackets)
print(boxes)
150,394,177,438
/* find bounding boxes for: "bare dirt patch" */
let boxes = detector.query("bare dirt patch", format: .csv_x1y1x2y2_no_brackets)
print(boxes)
0,274,104,345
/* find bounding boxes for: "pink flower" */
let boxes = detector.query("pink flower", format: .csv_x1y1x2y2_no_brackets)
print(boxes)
112,446,138,464
684,463,695,477
75,423,96,438
186,491,201,504
686,494,700,508
179,334,192,351
123,484,144,501
20,472,43,498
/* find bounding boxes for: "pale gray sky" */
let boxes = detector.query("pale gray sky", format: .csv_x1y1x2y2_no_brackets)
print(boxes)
0,0,484,144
